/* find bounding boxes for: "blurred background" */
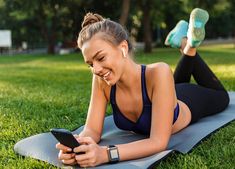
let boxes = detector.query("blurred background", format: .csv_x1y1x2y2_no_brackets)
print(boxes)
0,0,235,55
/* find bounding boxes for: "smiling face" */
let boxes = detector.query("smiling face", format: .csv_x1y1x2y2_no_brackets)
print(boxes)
82,34,127,85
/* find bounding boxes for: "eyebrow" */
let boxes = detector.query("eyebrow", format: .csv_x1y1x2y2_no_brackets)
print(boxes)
85,50,102,64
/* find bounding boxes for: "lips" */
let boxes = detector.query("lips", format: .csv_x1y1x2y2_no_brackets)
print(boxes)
103,71,111,80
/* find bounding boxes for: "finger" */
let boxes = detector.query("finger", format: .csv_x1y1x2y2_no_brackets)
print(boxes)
62,158,77,165
73,145,89,154
58,151,76,160
75,153,90,162
56,143,72,152
78,159,90,166
77,137,95,145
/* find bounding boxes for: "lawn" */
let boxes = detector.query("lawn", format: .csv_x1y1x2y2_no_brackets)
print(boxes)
0,44,234,168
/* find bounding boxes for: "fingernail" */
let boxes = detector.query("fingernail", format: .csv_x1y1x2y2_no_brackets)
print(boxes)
67,148,72,151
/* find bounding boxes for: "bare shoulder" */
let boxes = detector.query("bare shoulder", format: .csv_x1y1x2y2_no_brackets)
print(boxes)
147,62,173,81
144,62,173,100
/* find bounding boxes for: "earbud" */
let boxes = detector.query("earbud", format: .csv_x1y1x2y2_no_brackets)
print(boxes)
122,48,126,58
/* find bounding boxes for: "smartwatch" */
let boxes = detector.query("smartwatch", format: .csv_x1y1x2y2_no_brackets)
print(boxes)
107,145,119,164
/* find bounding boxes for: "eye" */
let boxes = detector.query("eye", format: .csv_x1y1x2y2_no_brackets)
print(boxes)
98,56,105,61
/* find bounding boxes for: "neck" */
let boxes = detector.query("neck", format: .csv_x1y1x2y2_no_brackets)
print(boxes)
116,59,141,91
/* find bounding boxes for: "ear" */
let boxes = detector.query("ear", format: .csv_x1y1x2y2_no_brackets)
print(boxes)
118,40,129,57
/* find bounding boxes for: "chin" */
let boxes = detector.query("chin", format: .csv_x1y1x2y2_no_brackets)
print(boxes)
103,73,119,86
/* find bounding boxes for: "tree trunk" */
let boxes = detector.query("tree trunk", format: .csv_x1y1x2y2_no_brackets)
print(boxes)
142,0,152,53
47,32,56,54
234,29,235,48
119,0,130,26
36,3,56,54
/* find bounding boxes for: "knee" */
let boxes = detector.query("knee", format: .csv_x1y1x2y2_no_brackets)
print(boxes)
221,91,230,110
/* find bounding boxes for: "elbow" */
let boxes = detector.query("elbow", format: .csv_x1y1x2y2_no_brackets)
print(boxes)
158,142,168,152
150,139,168,152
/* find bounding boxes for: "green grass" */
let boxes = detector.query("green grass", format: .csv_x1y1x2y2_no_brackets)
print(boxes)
0,44,234,168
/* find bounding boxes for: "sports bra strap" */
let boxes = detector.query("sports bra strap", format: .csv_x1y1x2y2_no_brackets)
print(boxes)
110,84,116,105
141,65,152,105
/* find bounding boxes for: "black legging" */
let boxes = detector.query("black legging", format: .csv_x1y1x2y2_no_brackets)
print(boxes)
174,53,230,124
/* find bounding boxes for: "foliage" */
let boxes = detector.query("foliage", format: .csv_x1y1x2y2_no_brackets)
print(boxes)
0,0,122,53
0,0,235,53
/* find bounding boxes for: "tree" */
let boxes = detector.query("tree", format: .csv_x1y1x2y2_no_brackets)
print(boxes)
142,0,152,53
1,0,88,54
119,0,131,26
137,0,153,53
1,0,234,54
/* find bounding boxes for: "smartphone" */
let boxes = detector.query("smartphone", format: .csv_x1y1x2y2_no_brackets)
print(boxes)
51,128,83,154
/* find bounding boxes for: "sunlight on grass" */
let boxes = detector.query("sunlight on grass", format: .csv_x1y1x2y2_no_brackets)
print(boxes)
0,60,90,71
211,65,235,74
201,43,235,49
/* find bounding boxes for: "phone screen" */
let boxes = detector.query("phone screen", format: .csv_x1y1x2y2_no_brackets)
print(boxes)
51,128,80,149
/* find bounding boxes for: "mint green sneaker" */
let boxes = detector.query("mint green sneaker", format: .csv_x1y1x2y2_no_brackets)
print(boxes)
187,8,209,47
165,20,188,48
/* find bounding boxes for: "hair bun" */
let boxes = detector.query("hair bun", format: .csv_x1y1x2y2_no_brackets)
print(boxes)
82,13,104,28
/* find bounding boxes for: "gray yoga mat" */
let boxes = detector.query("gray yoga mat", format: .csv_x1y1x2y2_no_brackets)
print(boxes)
14,92,235,169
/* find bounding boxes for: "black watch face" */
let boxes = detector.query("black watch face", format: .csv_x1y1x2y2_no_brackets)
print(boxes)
110,148,119,160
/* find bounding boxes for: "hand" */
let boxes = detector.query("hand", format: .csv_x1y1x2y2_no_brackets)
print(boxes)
55,135,80,165
73,137,108,167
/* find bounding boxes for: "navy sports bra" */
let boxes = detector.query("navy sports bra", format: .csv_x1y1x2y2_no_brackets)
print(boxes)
110,65,179,135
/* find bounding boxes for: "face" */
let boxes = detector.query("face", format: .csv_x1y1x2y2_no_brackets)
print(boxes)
82,35,127,85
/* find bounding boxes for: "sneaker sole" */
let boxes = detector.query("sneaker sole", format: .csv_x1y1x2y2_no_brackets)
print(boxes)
165,20,188,48
189,8,209,47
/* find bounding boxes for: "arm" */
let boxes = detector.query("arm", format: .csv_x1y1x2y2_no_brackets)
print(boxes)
56,74,108,165
78,74,108,143
116,63,176,160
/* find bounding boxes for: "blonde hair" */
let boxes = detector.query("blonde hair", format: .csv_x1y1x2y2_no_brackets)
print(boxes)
77,12,132,52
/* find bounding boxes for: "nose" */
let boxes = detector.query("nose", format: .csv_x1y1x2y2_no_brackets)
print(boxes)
92,62,102,75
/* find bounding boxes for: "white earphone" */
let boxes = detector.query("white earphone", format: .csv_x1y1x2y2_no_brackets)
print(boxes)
122,48,126,58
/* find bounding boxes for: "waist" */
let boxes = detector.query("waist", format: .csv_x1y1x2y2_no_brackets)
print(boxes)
172,100,191,134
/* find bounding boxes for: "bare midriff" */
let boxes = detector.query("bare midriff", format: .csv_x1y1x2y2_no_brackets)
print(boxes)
172,100,191,134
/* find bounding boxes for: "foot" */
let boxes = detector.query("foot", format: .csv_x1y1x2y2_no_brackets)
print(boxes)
165,20,188,48
187,8,209,47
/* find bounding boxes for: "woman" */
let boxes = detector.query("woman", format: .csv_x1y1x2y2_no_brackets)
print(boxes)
56,8,229,167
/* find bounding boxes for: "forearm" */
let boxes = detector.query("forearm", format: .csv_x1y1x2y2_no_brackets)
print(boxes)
116,138,166,161
79,128,101,143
